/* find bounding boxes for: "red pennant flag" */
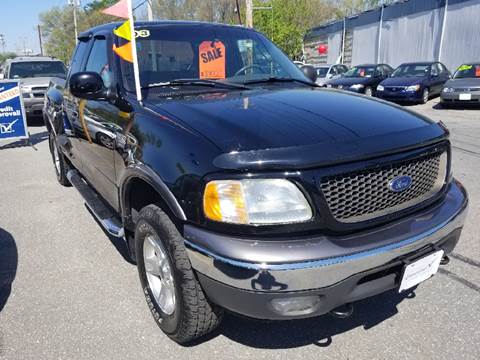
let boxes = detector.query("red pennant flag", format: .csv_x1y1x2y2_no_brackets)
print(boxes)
102,0,129,19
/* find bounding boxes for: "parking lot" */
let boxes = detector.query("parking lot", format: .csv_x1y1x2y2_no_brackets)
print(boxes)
0,98,479,360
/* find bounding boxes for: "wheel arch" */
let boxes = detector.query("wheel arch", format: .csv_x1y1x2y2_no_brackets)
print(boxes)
120,165,187,232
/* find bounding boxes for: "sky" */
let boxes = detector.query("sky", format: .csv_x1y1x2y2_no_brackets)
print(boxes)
0,0,88,54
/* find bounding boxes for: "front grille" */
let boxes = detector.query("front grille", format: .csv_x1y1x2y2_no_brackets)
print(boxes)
385,86,406,92
33,93,45,98
320,152,447,223
31,86,48,92
455,87,480,92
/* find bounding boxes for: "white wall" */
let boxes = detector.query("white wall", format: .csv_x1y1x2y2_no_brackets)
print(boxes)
351,23,379,65
379,8,444,68
441,0,480,72
327,31,343,64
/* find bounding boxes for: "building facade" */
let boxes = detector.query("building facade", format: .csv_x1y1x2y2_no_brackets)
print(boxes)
304,0,480,72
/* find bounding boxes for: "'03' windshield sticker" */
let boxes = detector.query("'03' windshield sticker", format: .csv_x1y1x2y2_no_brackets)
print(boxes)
199,40,226,79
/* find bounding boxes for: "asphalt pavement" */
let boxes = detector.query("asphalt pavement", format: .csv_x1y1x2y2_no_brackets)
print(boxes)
0,98,479,359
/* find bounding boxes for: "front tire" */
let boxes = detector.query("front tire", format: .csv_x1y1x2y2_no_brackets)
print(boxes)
135,204,223,344
364,86,373,97
421,88,430,104
48,132,70,187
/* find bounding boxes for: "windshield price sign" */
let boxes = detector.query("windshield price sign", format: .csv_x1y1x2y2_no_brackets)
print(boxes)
0,81,28,142
199,40,226,79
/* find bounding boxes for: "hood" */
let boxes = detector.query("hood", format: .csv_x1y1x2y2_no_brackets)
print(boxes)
327,76,373,86
445,78,480,88
144,87,447,170
381,76,425,87
18,77,60,87
315,77,328,86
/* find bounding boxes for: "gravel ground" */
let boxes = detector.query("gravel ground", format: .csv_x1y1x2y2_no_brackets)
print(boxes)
0,98,479,360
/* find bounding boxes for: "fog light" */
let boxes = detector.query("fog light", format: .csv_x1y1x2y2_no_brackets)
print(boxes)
271,296,320,316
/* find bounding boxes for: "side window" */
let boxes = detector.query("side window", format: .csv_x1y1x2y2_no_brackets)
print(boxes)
383,65,392,75
85,37,112,87
68,40,89,77
339,65,347,74
376,66,384,77
431,64,440,76
330,66,338,75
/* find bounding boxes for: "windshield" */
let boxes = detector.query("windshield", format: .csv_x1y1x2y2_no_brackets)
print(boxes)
343,66,376,78
316,67,329,77
120,25,307,91
392,64,429,78
453,64,480,79
9,61,67,79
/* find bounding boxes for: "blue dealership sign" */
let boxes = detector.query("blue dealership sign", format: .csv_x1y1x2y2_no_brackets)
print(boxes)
0,81,28,142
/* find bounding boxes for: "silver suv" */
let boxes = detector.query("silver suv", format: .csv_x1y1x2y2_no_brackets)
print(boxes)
1,56,67,118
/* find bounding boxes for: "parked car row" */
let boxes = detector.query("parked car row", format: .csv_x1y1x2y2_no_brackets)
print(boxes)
308,61,480,107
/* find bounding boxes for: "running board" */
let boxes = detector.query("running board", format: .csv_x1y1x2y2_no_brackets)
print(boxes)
67,170,124,238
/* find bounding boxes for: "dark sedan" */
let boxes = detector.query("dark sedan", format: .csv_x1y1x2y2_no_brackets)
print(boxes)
325,64,393,96
441,63,480,107
376,62,451,104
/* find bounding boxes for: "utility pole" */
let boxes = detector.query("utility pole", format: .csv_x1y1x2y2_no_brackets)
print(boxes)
37,25,44,56
68,0,80,45
147,0,153,21
246,0,253,28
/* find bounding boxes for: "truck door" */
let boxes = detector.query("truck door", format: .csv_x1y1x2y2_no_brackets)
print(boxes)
63,36,91,170
74,34,121,210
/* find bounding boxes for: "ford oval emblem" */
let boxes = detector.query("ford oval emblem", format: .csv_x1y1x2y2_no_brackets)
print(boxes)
388,175,413,192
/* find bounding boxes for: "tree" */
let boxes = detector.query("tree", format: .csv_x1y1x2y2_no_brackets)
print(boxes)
151,0,238,24
0,52,16,65
39,1,117,63
252,0,337,59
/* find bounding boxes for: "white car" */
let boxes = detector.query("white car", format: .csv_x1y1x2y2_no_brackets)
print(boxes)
315,64,349,86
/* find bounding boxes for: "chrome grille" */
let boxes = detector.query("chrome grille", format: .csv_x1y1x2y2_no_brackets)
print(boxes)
320,152,447,223
455,87,480,92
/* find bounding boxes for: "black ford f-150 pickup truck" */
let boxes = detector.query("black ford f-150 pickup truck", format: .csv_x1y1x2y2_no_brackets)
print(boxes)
44,21,468,344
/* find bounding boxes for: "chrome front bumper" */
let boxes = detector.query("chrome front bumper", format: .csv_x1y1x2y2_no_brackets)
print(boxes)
184,180,468,292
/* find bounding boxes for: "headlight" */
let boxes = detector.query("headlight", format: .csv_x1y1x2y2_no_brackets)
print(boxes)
443,87,454,93
350,84,364,90
377,85,384,91
203,179,312,225
406,85,420,92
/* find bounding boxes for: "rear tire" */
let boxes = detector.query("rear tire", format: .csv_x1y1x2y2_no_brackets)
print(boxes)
135,204,223,344
48,132,70,187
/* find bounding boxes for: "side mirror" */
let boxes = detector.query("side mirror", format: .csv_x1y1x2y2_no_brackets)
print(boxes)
301,65,317,83
69,72,107,100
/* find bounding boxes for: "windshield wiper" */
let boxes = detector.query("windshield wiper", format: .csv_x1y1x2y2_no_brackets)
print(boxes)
243,76,315,86
143,78,250,90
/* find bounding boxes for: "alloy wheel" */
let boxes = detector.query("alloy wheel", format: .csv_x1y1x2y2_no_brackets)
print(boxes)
143,234,176,315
